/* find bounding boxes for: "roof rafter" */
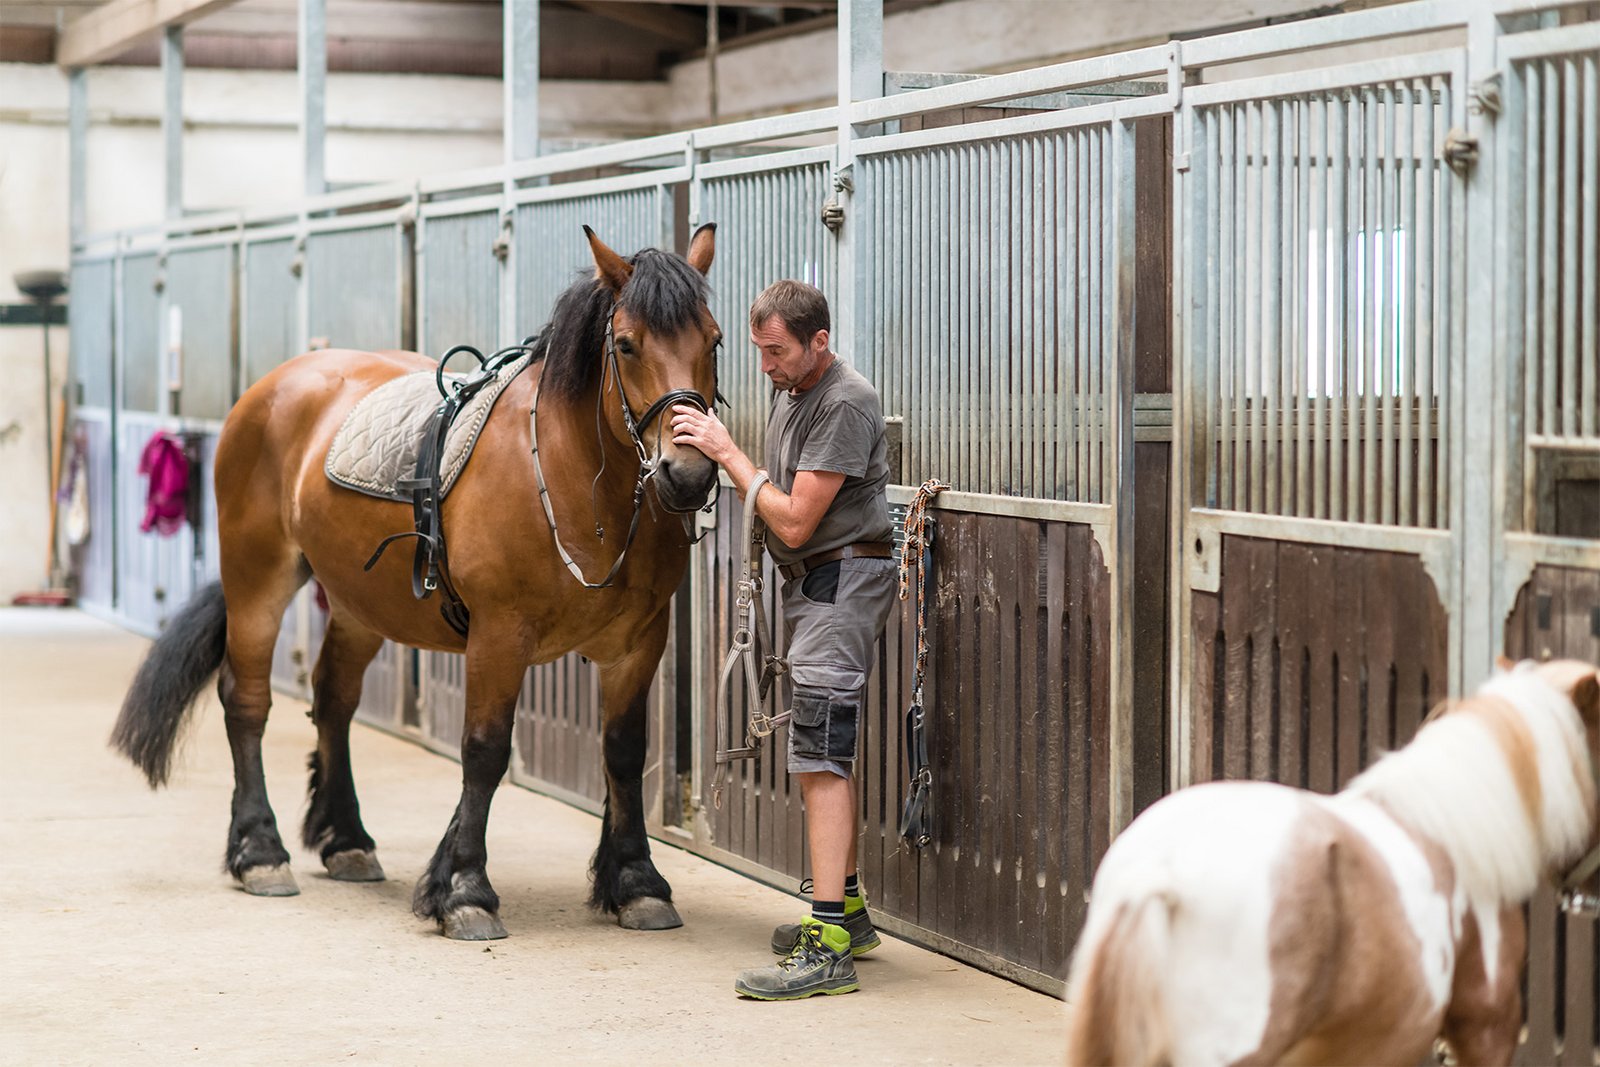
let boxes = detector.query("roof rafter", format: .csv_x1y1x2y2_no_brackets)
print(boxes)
57,0,243,68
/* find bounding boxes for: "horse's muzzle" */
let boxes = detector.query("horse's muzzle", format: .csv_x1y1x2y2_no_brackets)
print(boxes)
655,450,719,512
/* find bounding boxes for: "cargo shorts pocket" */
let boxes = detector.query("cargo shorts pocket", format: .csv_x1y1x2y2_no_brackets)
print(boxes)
789,693,859,762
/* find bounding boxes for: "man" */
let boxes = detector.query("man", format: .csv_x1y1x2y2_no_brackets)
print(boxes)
670,279,896,1000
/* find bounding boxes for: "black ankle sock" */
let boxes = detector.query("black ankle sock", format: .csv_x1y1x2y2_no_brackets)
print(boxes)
844,873,861,898
812,900,846,925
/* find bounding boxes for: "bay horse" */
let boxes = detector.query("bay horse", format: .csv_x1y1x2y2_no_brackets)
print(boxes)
1065,657,1600,1067
111,226,721,940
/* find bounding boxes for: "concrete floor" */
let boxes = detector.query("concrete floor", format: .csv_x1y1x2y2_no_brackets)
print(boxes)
0,608,1066,1065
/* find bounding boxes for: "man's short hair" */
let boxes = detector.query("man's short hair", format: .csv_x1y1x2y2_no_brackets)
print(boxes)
749,280,831,346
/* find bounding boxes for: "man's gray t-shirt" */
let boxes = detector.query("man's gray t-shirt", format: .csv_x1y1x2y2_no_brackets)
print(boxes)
763,356,893,566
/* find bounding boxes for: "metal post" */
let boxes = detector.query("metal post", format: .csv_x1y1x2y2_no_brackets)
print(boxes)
501,0,538,345
1456,4,1497,693
504,0,539,165
69,69,87,243
161,27,183,220
300,0,327,198
1108,117,1139,833
706,0,720,124
833,0,882,361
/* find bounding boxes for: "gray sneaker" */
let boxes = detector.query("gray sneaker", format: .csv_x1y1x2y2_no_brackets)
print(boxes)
771,904,881,957
736,917,859,1000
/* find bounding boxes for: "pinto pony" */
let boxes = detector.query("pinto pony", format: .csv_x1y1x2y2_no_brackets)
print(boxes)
1064,658,1600,1067
111,227,721,939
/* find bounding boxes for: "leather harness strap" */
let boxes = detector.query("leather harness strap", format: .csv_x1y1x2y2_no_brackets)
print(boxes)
777,541,895,582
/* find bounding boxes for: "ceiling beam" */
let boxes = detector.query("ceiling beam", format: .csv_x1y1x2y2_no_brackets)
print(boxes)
564,0,706,46
56,0,244,68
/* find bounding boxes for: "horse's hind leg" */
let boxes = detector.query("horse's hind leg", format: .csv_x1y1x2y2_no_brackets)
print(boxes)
303,606,386,881
218,557,310,896
591,616,680,930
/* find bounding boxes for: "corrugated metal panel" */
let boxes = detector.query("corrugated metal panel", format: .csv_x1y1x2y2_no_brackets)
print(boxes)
419,210,500,356
242,238,300,390
69,260,115,410
1186,73,1458,527
120,254,162,414
306,224,401,350
699,163,837,458
515,189,664,334
860,130,1116,500
166,245,235,420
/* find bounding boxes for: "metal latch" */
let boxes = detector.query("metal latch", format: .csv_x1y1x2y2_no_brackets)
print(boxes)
1443,128,1478,176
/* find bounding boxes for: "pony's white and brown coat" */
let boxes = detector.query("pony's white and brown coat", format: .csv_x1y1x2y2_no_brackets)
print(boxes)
1064,660,1600,1067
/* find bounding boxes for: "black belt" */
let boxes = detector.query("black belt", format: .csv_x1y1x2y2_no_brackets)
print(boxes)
778,542,894,582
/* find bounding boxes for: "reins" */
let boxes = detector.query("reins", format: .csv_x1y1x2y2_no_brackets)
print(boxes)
711,472,790,809
1559,744,1600,916
530,306,714,590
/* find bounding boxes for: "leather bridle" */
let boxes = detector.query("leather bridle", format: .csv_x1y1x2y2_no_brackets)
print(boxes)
530,304,716,589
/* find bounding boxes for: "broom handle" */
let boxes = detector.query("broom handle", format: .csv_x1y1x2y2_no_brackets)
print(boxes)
45,386,68,583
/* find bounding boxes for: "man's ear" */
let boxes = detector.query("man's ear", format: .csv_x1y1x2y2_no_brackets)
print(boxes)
584,226,633,293
812,328,831,356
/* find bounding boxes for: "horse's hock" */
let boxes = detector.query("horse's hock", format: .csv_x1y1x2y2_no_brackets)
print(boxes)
64,3,1600,1064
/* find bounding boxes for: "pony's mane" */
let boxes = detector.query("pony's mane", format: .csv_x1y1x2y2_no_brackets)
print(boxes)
1345,663,1595,909
532,247,711,402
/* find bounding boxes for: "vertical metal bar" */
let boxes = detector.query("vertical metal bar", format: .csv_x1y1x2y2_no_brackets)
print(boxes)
1399,80,1417,527
1042,134,1058,498
162,26,183,219
1362,86,1379,525
1072,131,1087,501
504,0,540,166
1203,108,1220,510
1329,91,1347,521
918,150,932,489
1542,59,1559,446
1311,93,1328,520
991,141,1005,496
1219,105,1236,510
1524,61,1543,517
1090,126,1105,502
1437,75,1455,536
1560,56,1579,441
1348,88,1365,524
1584,55,1598,440
967,145,981,491
1007,139,1023,495
1380,84,1397,527
1108,117,1137,836
69,69,88,243
1262,98,1281,516
834,0,883,363
1022,137,1038,496
1293,95,1310,518
1245,101,1263,513
298,0,325,198
1058,135,1075,499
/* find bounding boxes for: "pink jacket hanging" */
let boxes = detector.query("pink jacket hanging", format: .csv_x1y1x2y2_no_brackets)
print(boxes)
138,432,189,536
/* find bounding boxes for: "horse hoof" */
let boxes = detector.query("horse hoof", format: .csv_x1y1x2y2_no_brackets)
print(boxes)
618,897,682,931
442,906,508,941
325,849,385,882
240,864,300,897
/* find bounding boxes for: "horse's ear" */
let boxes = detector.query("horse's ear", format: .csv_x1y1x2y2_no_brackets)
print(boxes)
1495,654,1516,672
686,223,716,276
584,226,633,293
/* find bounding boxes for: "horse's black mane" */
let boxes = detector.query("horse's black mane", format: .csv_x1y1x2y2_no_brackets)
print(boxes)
531,247,710,402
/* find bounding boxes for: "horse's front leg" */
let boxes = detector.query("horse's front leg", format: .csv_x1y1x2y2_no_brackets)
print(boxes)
591,617,681,930
412,642,524,940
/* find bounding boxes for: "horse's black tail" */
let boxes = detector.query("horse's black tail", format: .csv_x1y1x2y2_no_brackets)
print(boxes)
111,580,229,788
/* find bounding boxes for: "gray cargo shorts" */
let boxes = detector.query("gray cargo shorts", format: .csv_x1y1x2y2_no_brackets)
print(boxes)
781,555,899,779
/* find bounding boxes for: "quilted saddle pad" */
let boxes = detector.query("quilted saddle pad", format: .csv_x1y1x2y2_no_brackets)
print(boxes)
325,354,532,503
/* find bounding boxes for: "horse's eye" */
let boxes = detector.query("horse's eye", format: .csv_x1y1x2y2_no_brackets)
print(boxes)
616,337,636,357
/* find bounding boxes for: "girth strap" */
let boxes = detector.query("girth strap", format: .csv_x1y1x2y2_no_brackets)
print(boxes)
363,343,535,636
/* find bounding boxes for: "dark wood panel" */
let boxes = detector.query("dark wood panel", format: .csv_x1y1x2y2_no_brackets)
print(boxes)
1505,564,1600,1067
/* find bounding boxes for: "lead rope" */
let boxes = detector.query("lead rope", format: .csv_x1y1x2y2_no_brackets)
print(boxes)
897,478,948,848
712,473,790,810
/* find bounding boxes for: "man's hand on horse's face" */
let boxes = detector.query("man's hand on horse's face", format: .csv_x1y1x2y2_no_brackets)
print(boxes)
671,404,734,465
